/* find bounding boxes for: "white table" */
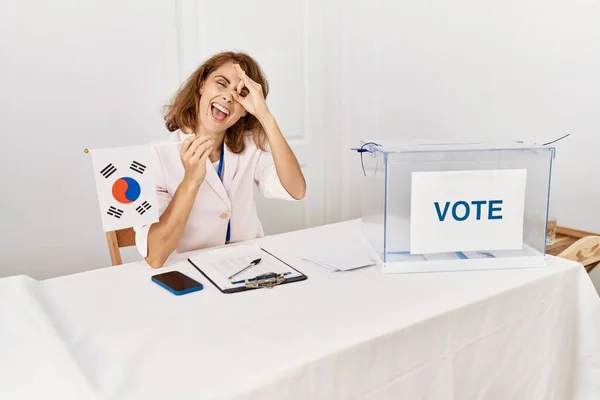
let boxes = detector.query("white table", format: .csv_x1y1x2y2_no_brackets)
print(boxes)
2,220,600,399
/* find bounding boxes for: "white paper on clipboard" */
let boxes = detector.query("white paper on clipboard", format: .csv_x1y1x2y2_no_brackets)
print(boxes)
188,244,302,291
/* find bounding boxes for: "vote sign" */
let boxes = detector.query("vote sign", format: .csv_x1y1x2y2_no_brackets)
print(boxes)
410,169,527,254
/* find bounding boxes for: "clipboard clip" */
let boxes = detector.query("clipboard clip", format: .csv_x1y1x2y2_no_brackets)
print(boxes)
244,272,286,289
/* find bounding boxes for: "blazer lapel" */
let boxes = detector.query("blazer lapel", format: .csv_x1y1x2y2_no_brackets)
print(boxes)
222,143,238,196
203,142,239,210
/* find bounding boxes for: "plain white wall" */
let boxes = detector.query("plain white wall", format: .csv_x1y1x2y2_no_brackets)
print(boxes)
0,1,179,278
0,0,328,280
335,0,600,234
1,0,599,280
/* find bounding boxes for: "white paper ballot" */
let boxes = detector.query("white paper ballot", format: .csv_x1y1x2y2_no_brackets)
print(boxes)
461,251,496,259
423,252,461,261
301,245,377,272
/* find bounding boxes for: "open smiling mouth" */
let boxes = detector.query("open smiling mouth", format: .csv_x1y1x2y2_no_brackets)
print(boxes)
211,102,230,123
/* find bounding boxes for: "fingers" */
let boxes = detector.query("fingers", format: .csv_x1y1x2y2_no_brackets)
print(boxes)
236,79,245,95
181,135,211,162
233,64,249,85
235,79,249,97
198,142,213,164
180,137,194,157
234,64,260,91
231,90,247,107
192,139,213,162
187,135,211,156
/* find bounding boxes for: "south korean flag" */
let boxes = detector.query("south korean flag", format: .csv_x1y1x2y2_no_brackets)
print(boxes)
88,144,159,232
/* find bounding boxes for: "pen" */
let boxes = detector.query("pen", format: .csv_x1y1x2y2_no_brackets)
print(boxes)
228,258,262,280
231,272,292,285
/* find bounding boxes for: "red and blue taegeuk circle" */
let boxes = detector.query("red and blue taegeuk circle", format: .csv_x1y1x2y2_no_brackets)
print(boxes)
112,177,141,204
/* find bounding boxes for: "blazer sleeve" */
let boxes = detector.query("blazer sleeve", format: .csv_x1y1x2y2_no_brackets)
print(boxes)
134,145,172,258
254,148,301,201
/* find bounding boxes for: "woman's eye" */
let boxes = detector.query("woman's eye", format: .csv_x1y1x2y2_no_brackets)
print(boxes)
218,81,226,87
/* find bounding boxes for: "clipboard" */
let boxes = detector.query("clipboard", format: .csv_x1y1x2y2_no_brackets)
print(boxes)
187,245,307,294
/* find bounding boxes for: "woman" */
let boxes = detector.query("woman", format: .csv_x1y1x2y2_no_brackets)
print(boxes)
135,51,306,268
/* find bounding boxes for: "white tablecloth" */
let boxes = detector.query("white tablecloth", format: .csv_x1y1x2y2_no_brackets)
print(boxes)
1,220,600,399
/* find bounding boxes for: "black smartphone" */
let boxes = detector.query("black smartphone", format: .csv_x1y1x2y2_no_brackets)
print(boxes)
151,271,203,295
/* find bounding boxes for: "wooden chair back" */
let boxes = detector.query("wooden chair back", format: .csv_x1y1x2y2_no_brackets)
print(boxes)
548,225,600,273
106,228,136,266
557,236,600,272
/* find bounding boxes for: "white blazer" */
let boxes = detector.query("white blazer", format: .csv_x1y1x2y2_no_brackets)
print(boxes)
134,130,299,259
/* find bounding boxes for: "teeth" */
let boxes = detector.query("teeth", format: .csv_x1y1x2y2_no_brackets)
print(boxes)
212,103,229,115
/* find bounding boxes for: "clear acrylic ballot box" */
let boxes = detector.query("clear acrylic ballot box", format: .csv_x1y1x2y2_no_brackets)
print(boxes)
357,140,555,273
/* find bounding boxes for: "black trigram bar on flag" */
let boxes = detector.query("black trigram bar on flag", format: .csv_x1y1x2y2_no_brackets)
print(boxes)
130,161,146,174
107,206,124,219
100,163,117,179
135,201,152,215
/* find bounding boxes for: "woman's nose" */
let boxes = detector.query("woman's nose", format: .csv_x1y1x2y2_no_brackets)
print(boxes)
222,92,233,103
